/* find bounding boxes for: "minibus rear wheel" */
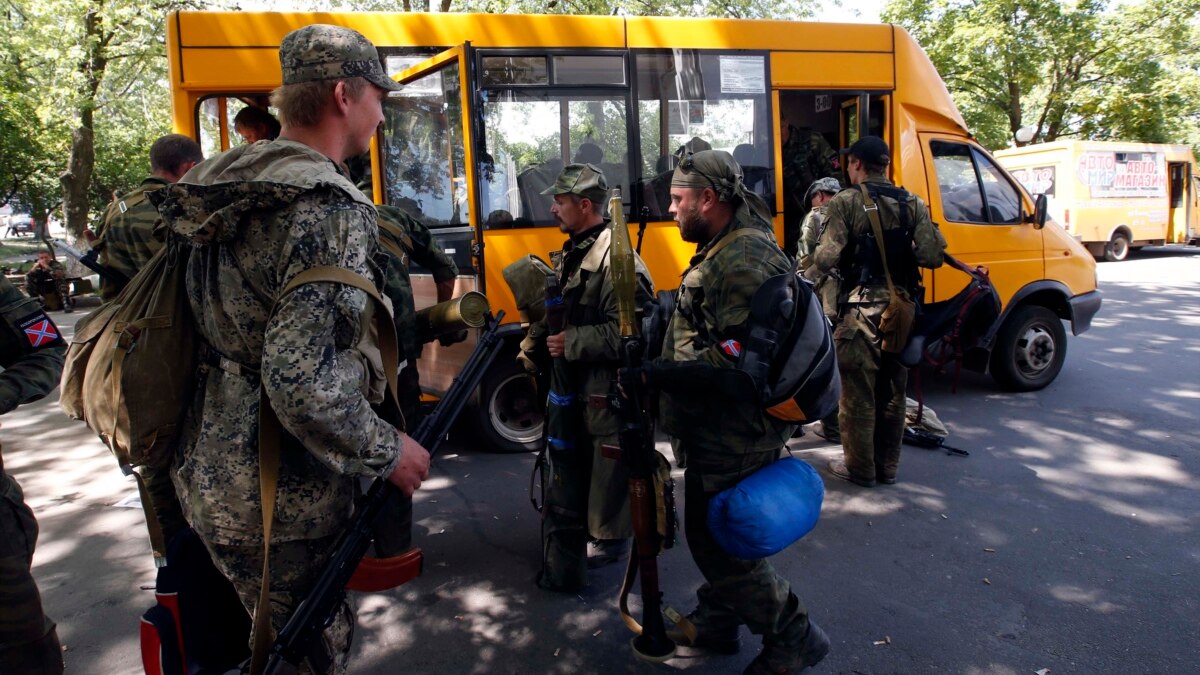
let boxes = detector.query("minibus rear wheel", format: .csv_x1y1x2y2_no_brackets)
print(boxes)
990,305,1067,391
476,357,543,453
1103,231,1130,262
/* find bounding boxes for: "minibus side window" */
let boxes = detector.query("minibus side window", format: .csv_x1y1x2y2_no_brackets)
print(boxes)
381,63,471,227
197,96,276,155
634,51,774,219
972,148,1021,224
478,92,630,228
931,140,1021,225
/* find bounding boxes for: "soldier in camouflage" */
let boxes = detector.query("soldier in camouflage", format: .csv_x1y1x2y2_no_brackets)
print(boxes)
153,25,430,673
527,164,653,590
797,176,842,273
780,119,838,260
798,176,844,442
0,277,66,674
811,137,946,487
375,203,460,425
24,251,69,312
638,150,830,675
93,134,204,300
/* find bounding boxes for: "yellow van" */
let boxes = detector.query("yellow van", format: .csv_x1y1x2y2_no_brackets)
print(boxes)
995,140,1199,261
165,11,1101,450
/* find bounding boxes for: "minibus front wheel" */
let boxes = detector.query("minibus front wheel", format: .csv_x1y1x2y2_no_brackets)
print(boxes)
990,304,1067,391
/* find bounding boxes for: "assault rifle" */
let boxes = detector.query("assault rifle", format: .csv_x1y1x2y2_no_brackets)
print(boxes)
264,310,507,674
46,237,130,285
607,189,676,662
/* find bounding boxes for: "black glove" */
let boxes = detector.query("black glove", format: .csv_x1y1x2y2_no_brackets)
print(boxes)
438,329,469,347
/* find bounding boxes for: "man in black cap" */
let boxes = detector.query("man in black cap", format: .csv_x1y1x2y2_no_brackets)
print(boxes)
810,136,946,487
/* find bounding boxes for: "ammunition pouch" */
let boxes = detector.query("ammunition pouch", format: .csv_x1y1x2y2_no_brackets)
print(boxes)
879,287,917,354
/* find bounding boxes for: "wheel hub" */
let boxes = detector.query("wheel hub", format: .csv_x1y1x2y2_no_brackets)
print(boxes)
1017,326,1055,374
488,374,542,444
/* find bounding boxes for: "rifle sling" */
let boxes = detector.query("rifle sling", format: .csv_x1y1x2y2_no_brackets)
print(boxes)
617,541,697,643
249,266,401,675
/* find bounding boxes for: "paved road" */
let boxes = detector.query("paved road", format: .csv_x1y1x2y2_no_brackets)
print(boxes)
4,246,1197,674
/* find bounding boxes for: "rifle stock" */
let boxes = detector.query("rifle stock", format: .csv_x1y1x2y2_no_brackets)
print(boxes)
608,189,676,662
264,310,507,674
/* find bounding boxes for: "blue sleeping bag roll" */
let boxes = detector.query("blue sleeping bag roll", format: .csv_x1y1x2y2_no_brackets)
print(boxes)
707,457,824,560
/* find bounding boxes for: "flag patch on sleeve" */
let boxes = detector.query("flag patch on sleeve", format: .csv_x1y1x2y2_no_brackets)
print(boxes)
719,339,742,359
18,310,64,348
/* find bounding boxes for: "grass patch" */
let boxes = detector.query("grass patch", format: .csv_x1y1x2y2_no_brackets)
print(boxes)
0,238,47,258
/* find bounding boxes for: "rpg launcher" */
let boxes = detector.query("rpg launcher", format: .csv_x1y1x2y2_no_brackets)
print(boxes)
263,309,507,675
605,188,677,663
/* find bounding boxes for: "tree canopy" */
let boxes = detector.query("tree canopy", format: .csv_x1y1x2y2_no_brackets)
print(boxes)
882,0,1200,154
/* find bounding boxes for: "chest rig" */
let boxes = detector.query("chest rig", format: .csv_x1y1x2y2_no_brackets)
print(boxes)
842,183,920,295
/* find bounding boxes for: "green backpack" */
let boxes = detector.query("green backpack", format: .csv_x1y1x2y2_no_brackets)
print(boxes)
60,238,198,563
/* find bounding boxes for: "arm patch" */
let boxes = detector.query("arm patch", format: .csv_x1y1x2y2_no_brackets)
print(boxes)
16,309,65,349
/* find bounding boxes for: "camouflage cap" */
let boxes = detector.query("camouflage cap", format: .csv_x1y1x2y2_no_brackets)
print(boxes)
541,163,608,204
804,176,843,205
280,24,400,92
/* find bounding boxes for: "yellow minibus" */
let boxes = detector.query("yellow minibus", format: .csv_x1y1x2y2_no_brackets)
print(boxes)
166,11,1101,451
996,140,1199,261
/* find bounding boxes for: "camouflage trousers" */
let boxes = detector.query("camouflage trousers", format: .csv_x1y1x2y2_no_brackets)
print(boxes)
681,447,811,654
539,431,631,591
835,312,908,482
207,534,353,675
0,466,64,675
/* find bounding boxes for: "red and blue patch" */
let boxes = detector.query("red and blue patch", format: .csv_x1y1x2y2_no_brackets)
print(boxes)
18,311,63,348
719,339,742,359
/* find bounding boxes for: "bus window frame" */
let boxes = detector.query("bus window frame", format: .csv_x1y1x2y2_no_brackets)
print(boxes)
471,47,636,229
629,48,776,218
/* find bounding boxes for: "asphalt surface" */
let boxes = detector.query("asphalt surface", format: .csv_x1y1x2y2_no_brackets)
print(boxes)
3,245,1198,674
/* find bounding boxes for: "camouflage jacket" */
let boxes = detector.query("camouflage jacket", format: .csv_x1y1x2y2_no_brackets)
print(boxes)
535,223,653,436
657,205,794,461
25,260,65,292
798,205,828,272
376,204,458,362
811,175,946,309
1,277,65,500
155,140,404,547
96,176,170,300
782,127,838,211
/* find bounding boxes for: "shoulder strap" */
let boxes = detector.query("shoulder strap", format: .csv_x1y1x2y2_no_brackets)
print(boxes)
377,217,415,263
704,226,765,262
248,265,401,675
859,185,900,302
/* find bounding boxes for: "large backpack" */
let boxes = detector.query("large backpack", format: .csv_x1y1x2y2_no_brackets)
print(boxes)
743,270,841,423
59,236,197,562
899,253,1001,372
675,227,840,424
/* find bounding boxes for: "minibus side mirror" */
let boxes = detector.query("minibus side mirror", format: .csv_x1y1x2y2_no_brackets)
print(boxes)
1033,193,1048,230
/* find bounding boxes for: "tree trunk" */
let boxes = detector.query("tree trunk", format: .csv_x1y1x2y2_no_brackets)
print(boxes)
60,126,94,239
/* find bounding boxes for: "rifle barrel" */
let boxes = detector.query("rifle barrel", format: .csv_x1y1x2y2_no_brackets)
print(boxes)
266,311,506,672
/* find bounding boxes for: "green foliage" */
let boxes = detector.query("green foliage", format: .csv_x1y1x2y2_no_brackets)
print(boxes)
883,0,1200,156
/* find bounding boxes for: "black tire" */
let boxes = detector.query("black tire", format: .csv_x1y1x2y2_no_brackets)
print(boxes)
1103,231,1130,262
989,305,1067,391
474,356,543,453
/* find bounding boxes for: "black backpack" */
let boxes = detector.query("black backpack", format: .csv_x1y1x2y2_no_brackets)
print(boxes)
900,253,1001,371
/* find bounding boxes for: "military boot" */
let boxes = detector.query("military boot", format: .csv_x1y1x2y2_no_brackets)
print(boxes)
666,608,742,655
744,620,830,674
